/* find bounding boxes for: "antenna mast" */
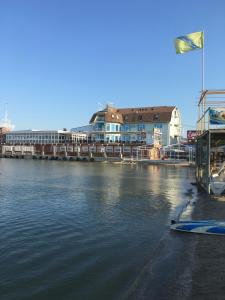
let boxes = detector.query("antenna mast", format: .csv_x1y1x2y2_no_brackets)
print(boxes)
4,102,8,122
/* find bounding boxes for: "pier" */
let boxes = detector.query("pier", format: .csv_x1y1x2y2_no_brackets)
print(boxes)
0,143,192,165
0,143,157,162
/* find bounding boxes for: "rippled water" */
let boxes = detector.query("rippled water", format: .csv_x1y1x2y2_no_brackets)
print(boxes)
0,159,196,300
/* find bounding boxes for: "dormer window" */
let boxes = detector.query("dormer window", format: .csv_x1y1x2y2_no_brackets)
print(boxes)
153,114,159,121
112,114,115,118
96,115,105,122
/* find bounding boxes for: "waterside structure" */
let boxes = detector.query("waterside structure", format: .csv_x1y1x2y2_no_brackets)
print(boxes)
0,143,161,162
89,105,181,145
196,89,225,195
0,105,191,164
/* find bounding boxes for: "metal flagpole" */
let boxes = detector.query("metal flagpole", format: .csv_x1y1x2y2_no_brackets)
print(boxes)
201,31,205,129
202,31,205,92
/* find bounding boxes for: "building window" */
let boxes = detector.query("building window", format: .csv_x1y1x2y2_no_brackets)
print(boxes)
153,114,159,121
97,115,105,121
138,124,145,131
154,123,162,129
111,124,116,131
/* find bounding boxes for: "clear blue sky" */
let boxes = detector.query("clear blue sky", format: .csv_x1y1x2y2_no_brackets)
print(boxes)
0,0,225,134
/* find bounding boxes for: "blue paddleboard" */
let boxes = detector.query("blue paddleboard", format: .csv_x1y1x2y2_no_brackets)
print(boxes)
170,220,225,235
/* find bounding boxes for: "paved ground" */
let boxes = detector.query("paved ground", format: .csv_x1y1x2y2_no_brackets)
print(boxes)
127,189,225,300
189,192,225,300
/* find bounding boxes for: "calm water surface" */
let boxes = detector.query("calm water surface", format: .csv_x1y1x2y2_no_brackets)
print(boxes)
0,159,196,300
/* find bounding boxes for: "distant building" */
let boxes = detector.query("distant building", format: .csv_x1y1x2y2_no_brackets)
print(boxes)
5,106,181,146
0,104,14,143
5,130,87,145
0,127,11,143
71,125,92,133
89,105,181,145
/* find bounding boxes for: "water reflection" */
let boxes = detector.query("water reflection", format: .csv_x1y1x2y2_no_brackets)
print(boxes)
143,164,198,220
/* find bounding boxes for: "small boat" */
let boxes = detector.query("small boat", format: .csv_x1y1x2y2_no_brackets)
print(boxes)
170,220,225,235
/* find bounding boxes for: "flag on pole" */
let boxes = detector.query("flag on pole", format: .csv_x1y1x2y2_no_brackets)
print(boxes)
175,31,204,54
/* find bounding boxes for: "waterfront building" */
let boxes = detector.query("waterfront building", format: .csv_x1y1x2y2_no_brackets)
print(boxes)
71,125,92,141
89,104,181,145
0,127,11,144
71,125,92,133
0,104,14,144
5,130,87,145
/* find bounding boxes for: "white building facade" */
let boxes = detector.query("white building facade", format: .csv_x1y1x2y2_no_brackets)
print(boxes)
5,130,87,145
89,105,181,146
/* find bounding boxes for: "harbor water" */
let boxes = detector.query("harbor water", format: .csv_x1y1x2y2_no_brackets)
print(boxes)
0,159,197,300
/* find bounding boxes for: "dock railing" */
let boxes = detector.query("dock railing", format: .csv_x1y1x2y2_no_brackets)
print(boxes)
197,89,225,135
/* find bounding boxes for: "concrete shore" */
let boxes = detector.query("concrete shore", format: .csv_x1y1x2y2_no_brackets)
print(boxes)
127,186,225,300
164,190,225,300
187,192,225,300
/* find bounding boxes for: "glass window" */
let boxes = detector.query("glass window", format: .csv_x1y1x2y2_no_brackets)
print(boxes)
138,124,145,131
125,124,129,131
153,114,159,121
97,115,105,121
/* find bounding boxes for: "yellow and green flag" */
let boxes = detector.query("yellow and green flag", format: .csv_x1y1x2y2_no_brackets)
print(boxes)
175,31,204,54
